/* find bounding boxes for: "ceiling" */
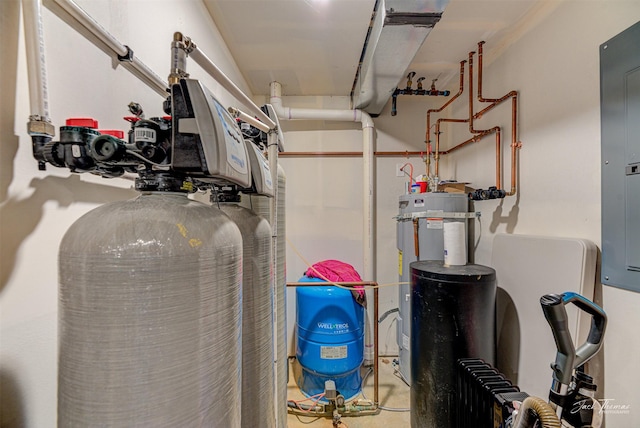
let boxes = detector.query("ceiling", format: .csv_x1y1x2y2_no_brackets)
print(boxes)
204,0,538,98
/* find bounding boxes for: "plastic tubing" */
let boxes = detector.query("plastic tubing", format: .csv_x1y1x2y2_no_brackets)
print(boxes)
513,396,561,428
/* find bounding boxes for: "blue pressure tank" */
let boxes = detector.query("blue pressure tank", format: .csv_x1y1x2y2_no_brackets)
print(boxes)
295,276,365,401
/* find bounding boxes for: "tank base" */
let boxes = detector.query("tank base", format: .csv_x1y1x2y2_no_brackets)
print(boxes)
295,362,362,403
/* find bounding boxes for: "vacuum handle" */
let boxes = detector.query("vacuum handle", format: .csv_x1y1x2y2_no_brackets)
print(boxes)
561,292,607,368
540,293,575,386
540,292,607,387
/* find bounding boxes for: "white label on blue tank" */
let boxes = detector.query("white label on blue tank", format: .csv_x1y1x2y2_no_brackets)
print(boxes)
321,345,348,360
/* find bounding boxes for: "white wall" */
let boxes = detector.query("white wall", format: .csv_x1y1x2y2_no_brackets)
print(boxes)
0,0,253,426
443,3,640,426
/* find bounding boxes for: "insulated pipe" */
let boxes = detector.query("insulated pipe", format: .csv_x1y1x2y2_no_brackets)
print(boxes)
22,0,50,122
190,46,275,130
48,0,168,97
270,81,376,365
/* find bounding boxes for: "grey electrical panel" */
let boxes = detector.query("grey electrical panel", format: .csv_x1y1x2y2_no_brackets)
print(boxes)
601,21,640,292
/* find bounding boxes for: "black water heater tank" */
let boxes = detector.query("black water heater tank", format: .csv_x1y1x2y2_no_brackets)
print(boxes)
410,261,496,428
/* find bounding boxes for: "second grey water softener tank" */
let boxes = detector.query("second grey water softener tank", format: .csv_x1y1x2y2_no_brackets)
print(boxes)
410,261,496,428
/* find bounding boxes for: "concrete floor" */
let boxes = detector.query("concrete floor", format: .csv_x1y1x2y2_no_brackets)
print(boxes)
286,357,411,428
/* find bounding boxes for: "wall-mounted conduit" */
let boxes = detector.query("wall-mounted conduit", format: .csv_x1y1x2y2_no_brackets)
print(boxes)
426,41,522,198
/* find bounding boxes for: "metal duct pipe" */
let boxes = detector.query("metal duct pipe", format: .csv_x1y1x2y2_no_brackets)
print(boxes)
269,81,376,364
351,0,449,115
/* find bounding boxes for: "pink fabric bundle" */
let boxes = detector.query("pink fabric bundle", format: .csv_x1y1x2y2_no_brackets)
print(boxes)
306,259,366,305
306,259,362,283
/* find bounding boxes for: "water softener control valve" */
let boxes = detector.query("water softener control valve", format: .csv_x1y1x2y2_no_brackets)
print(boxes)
243,140,273,197
31,78,251,193
170,79,251,188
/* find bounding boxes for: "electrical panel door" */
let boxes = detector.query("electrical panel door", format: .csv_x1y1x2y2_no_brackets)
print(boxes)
601,21,640,292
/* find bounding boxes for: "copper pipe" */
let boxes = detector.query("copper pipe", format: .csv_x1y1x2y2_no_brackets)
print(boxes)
440,126,502,189
277,151,426,158
468,50,476,134
427,60,466,176
278,151,363,158
476,40,520,194
508,94,521,196
468,51,497,136
413,218,420,257
435,118,469,177
477,41,502,104
496,129,501,189
474,90,518,119
432,41,520,196
286,281,377,287
440,135,476,155
440,127,493,151
435,123,440,176
286,280,380,407
376,151,424,158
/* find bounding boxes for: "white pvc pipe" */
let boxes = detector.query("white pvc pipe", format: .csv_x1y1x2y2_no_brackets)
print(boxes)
267,130,279,428
47,0,168,97
228,107,271,134
190,47,276,130
269,81,376,363
22,0,50,120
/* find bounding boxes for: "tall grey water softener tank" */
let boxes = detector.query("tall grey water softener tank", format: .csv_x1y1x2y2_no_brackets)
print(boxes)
219,201,275,428
410,261,496,428
58,192,243,427
249,164,287,427
396,192,469,384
